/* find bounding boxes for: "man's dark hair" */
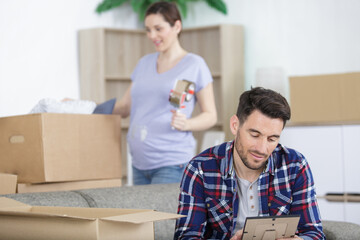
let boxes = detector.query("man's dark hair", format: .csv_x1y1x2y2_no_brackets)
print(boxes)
236,87,291,127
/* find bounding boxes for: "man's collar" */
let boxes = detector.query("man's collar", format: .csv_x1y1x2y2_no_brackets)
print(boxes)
266,144,283,175
223,141,235,178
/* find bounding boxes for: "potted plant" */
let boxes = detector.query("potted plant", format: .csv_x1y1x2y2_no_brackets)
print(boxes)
96,0,227,20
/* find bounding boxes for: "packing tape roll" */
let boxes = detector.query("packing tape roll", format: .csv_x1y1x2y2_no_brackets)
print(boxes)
169,80,196,108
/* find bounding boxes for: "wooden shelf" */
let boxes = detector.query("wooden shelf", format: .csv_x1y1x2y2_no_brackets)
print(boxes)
212,72,221,78
105,76,132,81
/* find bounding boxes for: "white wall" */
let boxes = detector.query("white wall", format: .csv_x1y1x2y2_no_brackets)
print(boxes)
184,0,360,99
0,0,140,117
1,0,360,117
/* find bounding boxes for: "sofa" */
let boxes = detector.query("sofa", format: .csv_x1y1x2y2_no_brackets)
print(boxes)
2,183,360,240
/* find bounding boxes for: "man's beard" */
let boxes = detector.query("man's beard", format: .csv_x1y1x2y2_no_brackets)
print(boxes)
234,132,268,171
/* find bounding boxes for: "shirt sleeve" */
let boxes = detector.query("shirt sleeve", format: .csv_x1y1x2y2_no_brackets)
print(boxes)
292,157,325,240
193,56,213,93
174,161,207,239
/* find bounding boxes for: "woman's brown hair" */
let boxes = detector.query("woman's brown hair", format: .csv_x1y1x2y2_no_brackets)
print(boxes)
145,2,182,27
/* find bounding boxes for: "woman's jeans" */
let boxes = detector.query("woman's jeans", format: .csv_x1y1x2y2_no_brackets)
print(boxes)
132,164,186,185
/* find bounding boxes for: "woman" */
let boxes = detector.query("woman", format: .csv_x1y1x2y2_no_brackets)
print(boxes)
113,2,217,185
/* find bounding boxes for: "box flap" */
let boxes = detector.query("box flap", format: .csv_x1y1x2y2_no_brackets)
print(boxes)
0,197,30,209
0,209,96,221
102,210,185,224
0,198,95,220
0,197,185,225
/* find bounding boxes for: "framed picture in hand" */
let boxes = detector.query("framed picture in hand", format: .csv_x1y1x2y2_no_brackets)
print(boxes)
241,215,300,240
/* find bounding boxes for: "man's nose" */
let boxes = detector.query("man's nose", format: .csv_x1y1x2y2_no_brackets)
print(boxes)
254,138,268,155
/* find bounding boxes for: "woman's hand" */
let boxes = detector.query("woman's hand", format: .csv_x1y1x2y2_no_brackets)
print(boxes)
171,109,188,131
112,84,132,118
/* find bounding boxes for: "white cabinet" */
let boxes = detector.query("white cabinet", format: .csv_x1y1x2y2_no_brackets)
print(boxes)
280,124,360,225
280,126,344,196
342,125,360,193
317,199,345,222
346,202,360,224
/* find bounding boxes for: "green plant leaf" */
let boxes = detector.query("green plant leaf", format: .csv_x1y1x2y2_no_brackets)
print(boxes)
130,0,144,12
175,0,188,18
136,0,152,21
95,0,227,20
96,0,128,14
204,0,227,15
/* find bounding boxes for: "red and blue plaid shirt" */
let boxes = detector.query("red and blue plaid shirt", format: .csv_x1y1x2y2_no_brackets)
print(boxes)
174,141,325,240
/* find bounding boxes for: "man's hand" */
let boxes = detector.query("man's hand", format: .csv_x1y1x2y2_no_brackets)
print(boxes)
230,230,303,240
277,236,303,240
230,229,243,240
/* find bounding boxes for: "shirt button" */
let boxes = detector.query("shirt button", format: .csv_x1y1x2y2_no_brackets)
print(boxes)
251,205,254,209
250,196,253,200
268,202,271,207
207,203,210,208
250,186,252,190
230,207,233,212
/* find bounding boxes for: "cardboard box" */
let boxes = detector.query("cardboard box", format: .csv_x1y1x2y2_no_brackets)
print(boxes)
289,72,360,124
0,173,17,194
17,178,122,193
0,197,183,240
0,113,121,183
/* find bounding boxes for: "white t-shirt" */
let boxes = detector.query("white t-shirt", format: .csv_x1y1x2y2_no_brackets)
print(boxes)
233,176,260,233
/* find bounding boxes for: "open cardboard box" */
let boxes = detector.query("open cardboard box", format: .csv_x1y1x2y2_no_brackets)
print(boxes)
0,197,184,240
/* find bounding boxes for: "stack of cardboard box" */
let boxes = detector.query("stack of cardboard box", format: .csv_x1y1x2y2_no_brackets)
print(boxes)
0,113,122,193
289,72,360,124
0,114,185,239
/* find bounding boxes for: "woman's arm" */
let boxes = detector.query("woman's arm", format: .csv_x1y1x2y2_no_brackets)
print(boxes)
171,82,217,131
112,83,132,118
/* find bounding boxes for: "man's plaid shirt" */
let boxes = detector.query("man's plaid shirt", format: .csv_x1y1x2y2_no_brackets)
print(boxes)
174,141,325,240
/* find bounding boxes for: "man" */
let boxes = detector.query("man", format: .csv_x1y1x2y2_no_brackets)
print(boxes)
174,87,325,240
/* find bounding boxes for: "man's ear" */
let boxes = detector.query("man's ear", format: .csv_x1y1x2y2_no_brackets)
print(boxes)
230,115,239,136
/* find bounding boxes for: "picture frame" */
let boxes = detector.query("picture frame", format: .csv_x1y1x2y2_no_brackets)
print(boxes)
241,215,300,240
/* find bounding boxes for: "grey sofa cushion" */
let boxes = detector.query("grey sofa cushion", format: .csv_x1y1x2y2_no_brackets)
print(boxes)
77,183,181,240
3,190,90,207
323,220,360,240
